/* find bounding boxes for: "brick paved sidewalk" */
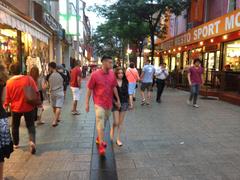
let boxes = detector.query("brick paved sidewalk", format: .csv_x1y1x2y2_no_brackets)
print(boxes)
4,81,95,180
4,84,240,180
114,87,240,180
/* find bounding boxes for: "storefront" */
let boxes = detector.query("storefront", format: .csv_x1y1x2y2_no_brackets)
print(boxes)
0,28,18,69
224,39,240,71
0,1,51,73
158,8,240,96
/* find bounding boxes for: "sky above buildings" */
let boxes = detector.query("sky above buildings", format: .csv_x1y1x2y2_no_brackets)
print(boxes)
86,0,116,30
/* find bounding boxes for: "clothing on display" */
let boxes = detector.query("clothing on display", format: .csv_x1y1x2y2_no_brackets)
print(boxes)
26,56,42,74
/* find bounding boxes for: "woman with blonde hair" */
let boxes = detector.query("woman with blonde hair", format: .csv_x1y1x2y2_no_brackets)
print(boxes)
0,63,13,180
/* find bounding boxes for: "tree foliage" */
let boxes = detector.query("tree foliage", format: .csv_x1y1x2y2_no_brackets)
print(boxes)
92,0,190,64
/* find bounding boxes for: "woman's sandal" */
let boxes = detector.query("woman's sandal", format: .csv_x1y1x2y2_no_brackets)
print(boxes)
116,140,123,147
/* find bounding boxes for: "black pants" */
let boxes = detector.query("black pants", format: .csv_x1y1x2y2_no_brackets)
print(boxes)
156,79,165,101
11,110,36,145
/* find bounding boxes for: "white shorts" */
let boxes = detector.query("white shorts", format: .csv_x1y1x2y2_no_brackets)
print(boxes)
71,87,80,101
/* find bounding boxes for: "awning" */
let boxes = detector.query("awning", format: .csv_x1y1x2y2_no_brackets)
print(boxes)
0,5,50,44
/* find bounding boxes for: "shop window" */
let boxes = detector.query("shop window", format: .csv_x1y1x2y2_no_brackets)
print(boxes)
0,29,18,70
228,0,236,12
171,57,176,71
183,51,188,68
154,57,160,67
224,40,240,71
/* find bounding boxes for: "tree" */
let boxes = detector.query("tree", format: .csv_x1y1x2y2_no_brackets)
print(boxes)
93,0,190,64
92,22,124,58
91,2,150,65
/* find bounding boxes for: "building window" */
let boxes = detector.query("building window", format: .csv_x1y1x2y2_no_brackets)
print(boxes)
228,0,236,12
224,40,240,71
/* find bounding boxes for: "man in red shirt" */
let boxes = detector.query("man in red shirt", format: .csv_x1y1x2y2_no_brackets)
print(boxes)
70,60,82,115
85,56,120,156
4,63,38,154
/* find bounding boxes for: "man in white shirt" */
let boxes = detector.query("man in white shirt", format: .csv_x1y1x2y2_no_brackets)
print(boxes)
155,63,169,103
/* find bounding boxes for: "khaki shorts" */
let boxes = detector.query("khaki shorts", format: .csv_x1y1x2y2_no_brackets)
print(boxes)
51,92,64,108
95,105,111,130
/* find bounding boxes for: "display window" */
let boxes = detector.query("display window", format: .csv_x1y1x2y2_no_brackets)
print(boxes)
224,40,240,71
162,55,169,67
21,32,49,75
189,48,203,65
176,53,181,68
171,56,176,71
0,28,18,69
154,57,160,67
183,51,189,68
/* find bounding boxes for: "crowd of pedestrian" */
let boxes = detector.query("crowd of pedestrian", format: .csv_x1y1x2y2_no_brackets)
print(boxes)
0,55,204,179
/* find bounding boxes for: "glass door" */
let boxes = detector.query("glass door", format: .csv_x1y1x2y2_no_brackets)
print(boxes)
171,56,176,71
203,52,216,85
207,52,215,83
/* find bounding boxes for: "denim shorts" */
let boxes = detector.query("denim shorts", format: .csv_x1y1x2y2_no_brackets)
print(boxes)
128,83,136,95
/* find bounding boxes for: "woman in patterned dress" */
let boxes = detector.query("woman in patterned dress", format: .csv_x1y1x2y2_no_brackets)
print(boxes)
0,63,13,180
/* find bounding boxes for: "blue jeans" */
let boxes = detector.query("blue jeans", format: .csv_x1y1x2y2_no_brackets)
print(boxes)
189,84,200,105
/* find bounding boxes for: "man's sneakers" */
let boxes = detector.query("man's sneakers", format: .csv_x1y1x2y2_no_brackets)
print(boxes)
193,104,200,108
187,100,191,105
95,137,107,147
96,137,107,156
98,143,106,156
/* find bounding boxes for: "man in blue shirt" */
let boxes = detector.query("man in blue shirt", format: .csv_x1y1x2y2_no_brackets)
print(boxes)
140,60,155,105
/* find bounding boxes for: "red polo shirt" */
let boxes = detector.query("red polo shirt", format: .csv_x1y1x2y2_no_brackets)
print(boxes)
87,69,117,109
70,66,82,87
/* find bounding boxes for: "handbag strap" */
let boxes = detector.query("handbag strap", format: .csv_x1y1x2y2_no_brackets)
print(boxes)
128,69,137,81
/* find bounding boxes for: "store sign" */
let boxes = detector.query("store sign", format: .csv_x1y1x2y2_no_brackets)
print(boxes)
161,9,240,50
43,12,62,36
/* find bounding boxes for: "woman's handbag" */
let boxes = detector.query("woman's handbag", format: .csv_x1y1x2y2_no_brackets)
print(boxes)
23,76,41,106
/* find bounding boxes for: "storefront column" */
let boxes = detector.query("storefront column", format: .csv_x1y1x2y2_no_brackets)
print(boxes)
17,30,23,73
49,37,54,62
55,38,61,64
64,46,70,68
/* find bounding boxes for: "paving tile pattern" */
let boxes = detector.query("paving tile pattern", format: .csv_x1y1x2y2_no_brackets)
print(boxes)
115,88,240,180
4,81,95,180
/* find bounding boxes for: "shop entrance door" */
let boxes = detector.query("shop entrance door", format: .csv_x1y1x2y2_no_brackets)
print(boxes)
204,52,216,84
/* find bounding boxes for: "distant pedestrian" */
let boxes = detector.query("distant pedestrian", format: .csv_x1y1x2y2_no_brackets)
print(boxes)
47,62,64,127
29,66,45,125
187,58,204,108
62,64,71,97
110,67,129,146
70,60,82,115
85,56,120,156
140,60,155,105
125,62,139,109
4,63,38,154
0,63,13,180
155,63,169,103
57,65,68,99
